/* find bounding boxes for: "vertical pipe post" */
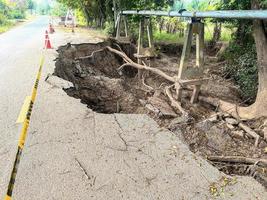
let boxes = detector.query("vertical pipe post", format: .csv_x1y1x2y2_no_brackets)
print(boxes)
123,16,128,37
147,18,154,48
137,17,145,80
113,0,117,26
116,14,121,40
196,22,205,70
191,21,204,104
178,23,193,79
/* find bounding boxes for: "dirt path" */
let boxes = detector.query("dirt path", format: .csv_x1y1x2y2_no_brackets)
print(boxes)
1,21,266,199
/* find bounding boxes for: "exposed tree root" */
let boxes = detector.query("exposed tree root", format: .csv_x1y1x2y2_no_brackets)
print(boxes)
105,46,267,120
208,156,267,167
219,91,267,120
142,73,154,91
239,123,260,147
165,85,187,115
119,63,175,83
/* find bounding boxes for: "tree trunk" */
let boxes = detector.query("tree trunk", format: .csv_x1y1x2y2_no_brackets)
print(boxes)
212,22,222,43
253,19,267,94
113,0,117,23
81,5,90,27
235,21,246,44
250,0,267,117
219,0,267,119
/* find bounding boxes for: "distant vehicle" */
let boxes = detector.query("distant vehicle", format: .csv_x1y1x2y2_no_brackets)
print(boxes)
64,9,76,27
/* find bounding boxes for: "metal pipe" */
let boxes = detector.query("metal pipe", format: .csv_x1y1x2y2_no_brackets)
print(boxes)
121,10,267,20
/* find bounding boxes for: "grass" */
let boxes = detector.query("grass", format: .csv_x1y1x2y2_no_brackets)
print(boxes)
0,14,37,34
154,31,184,44
57,25,108,40
154,23,234,44
204,24,234,42
0,22,15,34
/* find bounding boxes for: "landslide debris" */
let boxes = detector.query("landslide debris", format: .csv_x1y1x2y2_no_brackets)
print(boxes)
54,39,267,188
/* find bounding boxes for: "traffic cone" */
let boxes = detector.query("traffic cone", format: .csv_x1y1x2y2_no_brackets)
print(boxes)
49,23,55,34
44,30,52,49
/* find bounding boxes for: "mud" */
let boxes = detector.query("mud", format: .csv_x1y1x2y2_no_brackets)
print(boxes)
54,40,267,188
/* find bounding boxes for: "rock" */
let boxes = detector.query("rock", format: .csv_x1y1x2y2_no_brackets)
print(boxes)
206,126,232,152
145,103,162,117
171,127,185,142
196,120,214,132
146,96,177,118
226,123,235,130
139,99,147,106
169,115,189,128
223,113,231,118
263,127,267,140
80,73,87,78
232,130,244,139
208,115,218,123
259,141,267,148
45,75,73,89
225,118,238,125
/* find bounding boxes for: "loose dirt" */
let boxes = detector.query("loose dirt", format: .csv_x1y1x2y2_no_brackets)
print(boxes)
54,39,267,188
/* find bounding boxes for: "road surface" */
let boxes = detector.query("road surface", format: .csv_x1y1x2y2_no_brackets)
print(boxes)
0,16,50,198
0,17,266,200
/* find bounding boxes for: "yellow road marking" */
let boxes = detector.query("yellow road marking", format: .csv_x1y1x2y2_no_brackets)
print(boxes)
4,195,11,200
16,96,31,124
5,53,45,199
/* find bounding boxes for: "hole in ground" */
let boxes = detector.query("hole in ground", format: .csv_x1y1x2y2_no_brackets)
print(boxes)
55,41,146,114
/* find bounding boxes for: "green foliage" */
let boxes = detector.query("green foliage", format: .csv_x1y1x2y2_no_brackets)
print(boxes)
104,21,114,35
51,2,68,17
27,0,35,10
57,0,173,28
204,23,234,42
154,31,184,43
217,0,267,101
0,21,14,33
0,0,30,33
223,42,258,101
36,0,51,15
9,9,26,19
75,10,87,26
0,0,9,25
172,0,185,10
0,12,7,25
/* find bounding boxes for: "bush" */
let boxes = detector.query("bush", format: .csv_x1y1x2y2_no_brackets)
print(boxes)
223,42,258,101
75,10,87,26
9,9,26,19
104,21,114,35
0,13,8,24
50,2,67,17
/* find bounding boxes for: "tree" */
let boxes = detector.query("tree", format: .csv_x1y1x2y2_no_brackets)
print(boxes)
219,0,267,119
244,0,267,118
27,0,35,14
58,0,172,27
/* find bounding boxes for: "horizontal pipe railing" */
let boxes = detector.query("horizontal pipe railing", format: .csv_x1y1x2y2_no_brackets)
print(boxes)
121,10,267,20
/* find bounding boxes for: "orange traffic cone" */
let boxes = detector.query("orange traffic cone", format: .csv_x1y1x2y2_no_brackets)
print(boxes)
49,23,55,34
45,30,52,49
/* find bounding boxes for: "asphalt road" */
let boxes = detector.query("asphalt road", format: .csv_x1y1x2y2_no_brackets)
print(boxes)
0,17,266,200
0,16,50,198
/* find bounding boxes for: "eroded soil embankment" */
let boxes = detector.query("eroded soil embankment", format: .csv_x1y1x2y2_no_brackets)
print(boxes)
55,41,146,114
54,40,267,188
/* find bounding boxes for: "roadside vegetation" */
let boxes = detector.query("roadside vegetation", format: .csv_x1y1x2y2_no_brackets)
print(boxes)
53,0,263,105
53,0,267,119
0,0,36,33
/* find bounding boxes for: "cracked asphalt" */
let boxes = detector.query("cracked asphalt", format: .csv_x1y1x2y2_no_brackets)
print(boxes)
0,17,266,200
